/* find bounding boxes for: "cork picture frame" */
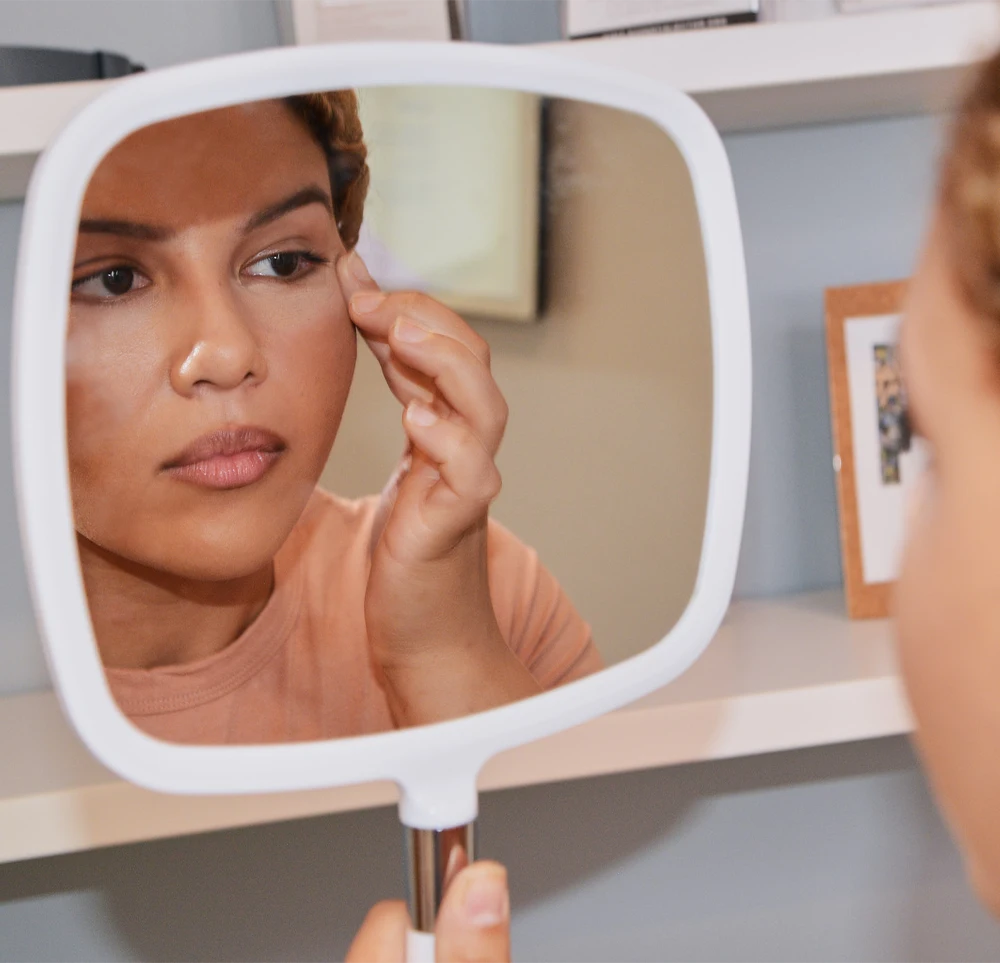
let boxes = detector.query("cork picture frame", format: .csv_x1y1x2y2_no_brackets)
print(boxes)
825,280,926,619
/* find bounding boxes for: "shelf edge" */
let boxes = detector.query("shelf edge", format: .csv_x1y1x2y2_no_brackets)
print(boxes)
0,674,912,864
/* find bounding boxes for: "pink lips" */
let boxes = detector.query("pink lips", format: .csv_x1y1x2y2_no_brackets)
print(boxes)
162,427,286,490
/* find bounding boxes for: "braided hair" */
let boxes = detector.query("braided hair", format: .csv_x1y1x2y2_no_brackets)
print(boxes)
285,90,370,250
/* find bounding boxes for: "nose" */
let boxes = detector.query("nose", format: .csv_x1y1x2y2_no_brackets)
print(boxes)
170,281,267,396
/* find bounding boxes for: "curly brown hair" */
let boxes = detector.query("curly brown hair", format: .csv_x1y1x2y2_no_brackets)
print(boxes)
940,50,1000,344
285,90,369,250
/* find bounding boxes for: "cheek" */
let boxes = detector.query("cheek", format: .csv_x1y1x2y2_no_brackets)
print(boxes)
900,465,1000,697
896,480,945,676
254,286,357,438
895,466,1000,894
65,313,163,484
894,471,986,701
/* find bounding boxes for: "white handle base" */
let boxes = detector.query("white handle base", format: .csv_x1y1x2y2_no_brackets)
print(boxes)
406,928,436,963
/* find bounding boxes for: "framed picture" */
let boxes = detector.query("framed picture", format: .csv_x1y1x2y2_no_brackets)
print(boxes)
353,86,542,323
825,281,928,618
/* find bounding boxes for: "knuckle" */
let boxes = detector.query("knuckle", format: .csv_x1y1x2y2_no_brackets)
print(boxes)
476,336,491,366
486,417,506,449
454,429,483,464
494,398,509,434
437,334,464,366
482,398,508,451
454,433,500,502
483,464,502,502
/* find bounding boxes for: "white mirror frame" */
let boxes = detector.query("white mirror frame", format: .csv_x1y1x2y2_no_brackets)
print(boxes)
12,41,751,830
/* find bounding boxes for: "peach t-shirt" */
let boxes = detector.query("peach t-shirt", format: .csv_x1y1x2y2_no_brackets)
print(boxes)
105,488,601,744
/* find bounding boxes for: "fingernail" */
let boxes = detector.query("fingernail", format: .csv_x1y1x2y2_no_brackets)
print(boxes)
406,401,438,427
394,317,429,343
461,867,509,928
346,249,373,284
351,291,386,314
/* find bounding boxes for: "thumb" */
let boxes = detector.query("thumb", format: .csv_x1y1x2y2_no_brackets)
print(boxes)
435,861,511,963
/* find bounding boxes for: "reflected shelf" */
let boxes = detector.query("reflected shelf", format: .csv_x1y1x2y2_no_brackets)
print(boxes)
0,589,911,865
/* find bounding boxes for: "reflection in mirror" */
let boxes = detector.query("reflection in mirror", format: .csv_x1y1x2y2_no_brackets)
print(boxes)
66,85,711,748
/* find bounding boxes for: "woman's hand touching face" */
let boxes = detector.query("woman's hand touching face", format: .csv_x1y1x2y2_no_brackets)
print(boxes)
335,252,542,727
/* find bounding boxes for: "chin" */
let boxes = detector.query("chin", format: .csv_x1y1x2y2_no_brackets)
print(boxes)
162,547,280,582
105,513,297,583
78,473,319,582
158,523,294,582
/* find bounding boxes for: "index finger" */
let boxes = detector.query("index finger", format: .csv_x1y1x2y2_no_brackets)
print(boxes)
338,250,390,368
338,251,450,412
337,260,490,367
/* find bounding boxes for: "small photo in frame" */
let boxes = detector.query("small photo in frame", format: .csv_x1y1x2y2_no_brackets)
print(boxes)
825,281,929,619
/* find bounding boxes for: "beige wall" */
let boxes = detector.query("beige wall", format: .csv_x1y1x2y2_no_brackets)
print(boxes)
322,97,712,665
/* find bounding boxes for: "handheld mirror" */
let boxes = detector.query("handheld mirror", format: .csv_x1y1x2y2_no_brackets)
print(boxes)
12,41,750,958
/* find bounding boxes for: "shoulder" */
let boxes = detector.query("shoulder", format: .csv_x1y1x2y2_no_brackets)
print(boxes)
486,515,536,566
485,517,550,618
486,517,602,685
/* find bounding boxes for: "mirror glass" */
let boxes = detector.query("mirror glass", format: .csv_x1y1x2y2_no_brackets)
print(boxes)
65,85,712,746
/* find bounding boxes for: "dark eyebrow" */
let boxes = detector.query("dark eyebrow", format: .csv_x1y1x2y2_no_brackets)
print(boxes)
76,186,333,244
243,186,333,233
77,219,174,241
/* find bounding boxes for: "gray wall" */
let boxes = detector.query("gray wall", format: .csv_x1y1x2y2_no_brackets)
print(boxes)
462,0,561,42
2,738,999,963
1,2,998,961
730,112,944,596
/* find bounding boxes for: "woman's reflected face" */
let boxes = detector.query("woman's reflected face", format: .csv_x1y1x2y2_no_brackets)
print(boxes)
897,217,1000,913
67,102,357,580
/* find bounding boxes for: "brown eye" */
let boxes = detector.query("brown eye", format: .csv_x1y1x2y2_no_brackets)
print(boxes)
101,267,135,295
268,253,300,277
245,250,326,281
72,265,150,301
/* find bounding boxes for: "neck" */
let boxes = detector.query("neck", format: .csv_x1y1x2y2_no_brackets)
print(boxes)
78,536,274,670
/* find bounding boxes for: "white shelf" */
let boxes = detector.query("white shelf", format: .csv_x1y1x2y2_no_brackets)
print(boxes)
0,3,995,200
0,589,911,865
542,0,1000,130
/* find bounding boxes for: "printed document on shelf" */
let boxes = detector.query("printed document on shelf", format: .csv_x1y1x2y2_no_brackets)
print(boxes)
306,0,452,42
565,0,759,37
